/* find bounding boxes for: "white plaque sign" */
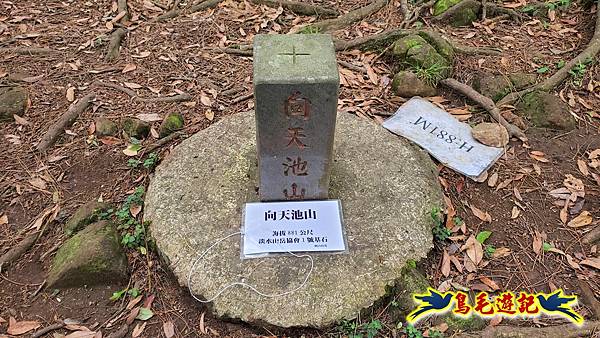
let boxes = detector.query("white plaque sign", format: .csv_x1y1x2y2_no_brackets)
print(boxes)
382,97,504,178
242,200,347,258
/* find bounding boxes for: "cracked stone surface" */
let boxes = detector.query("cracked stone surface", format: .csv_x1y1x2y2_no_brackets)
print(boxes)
145,111,443,328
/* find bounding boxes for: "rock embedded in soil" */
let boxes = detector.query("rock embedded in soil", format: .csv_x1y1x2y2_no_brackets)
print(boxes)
392,71,437,98
144,111,443,327
48,220,128,289
63,200,111,236
474,73,538,102
434,0,481,27
122,117,150,139
390,35,452,80
0,86,29,122
519,91,576,130
159,112,184,138
95,117,118,137
471,123,509,147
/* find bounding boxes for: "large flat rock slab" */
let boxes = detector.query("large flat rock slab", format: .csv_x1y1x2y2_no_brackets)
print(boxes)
144,111,442,328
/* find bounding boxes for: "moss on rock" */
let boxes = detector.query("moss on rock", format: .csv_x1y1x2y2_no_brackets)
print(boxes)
95,117,118,137
159,112,184,138
122,118,150,139
63,200,111,237
390,35,452,80
0,86,28,122
444,314,487,331
435,0,481,27
48,220,128,289
392,71,437,97
417,30,455,60
433,0,463,15
518,91,576,130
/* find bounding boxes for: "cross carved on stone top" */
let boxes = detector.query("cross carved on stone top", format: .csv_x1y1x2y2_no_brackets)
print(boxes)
278,45,311,64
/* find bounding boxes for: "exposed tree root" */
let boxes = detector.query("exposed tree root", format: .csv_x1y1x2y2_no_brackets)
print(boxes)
250,0,339,17
578,278,600,320
338,60,368,74
583,225,600,244
37,93,95,152
32,322,65,338
105,28,127,62
157,0,224,21
95,81,193,103
144,131,187,154
454,321,600,338
0,47,57,55
305,0,390,32
401,0,436,29
452,43,502,55
217,47,253,56
117,0,130,22
0,232,39,268
440,78,527,139
498,6,600,107
334,28,410,51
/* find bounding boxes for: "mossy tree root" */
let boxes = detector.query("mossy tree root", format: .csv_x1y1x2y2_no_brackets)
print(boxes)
250,0,339,17
440,78,527,139
305,0,390,32
498,6,600,107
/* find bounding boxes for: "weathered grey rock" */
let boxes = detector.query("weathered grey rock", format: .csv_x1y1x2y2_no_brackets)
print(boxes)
122,118,150,139
0,86,28,122
392,71,437,98
144,111,443,328
63,200,111,237
474,73,537,102
159,112,184,138
519,91,576,130
471,123,509,147
95,117,118,137
48,221,128,289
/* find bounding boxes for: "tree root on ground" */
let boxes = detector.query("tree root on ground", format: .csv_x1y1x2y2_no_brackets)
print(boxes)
400,0,436,29
497,5,600,107
37,93,95,152
105,28,126,62
32,322,65,338
143,131,187,154
305,0,390,32
0,47,57,55
95,81,193,103
156,0,224,21
578,278,600,320
250,0,339,17
440,78,527,139
0,232,39,268
117,0,130,22
454,321,600,338
106,324,129,338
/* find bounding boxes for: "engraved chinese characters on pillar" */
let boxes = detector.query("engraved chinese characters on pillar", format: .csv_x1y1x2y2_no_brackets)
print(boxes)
253,34,339,201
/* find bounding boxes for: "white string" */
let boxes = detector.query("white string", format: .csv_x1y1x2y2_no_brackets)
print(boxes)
187,231,314,303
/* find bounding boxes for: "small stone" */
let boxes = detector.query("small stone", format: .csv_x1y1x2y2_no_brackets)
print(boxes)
519,91,576,130
47,220,128,289
508,73,537,89
0,86,28,122
390,35,451,80
472,123,509,147
392,71,437,97
63,200,111,237
94,117,118,137
122,118,150,139
159,112,184,138
474,74,512,102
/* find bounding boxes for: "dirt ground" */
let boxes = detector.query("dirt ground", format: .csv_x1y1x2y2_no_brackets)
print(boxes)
1,0,599,337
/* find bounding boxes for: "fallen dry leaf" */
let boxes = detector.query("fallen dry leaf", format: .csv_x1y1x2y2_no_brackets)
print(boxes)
65,331,96,338
479,276,500,291
511,206,520,219
580,257,600,270
560,204,568,224
577,159,590,176
136,113,162,122
470,205,492,222
441,249,451,277
533,231,543,255
463,235,484,265
132,322,146,338
589,149,600,159
13,114,30,126
0,214,8,225
122,64,137,73
487,172,498,187
491,247,511,259
200,92,213,106
567,211,593,228
7,317,41,336
124,82,143,89
163,321,175,338
66,87,75,102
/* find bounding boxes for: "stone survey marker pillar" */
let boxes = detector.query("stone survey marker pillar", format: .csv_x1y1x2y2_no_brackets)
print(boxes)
253,34,339,201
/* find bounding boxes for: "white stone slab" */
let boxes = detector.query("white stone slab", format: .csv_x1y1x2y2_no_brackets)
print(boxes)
242,200,346,257
383,97,504,178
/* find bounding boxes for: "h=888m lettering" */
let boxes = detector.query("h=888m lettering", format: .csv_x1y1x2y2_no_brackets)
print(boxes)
412,116,474,153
